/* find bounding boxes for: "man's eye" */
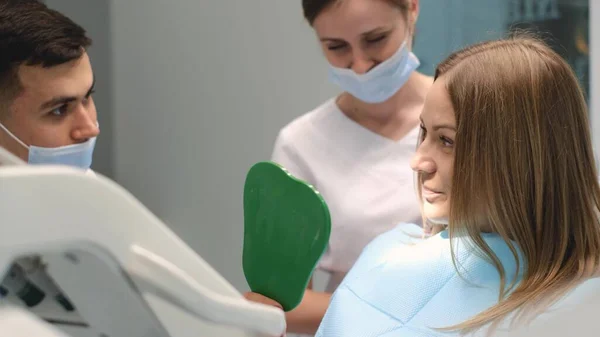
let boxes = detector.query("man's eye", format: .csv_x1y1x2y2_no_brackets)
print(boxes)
84,90,96,103
50,104,68,116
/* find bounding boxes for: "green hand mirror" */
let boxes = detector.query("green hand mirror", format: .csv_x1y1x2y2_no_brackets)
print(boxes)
243,161,331,312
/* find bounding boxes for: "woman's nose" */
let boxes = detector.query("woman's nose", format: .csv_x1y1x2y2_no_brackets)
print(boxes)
410,151,436,174
350,51,375,75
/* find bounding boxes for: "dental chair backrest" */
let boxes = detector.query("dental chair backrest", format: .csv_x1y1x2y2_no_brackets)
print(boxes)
496,276,600,337
0,147,285,337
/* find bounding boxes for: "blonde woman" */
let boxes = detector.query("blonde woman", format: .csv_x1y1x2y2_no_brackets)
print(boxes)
249,34,600,336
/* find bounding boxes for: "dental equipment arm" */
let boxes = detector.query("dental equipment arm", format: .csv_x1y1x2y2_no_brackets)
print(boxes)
0,157,286,337
0,304,72,337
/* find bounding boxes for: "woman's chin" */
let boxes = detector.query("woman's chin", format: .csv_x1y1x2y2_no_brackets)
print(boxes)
423,205,448,224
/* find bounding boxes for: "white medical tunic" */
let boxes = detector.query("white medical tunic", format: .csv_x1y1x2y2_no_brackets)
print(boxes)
271,97,422,293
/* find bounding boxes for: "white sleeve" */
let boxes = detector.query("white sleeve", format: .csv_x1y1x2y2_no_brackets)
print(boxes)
270,130,314,184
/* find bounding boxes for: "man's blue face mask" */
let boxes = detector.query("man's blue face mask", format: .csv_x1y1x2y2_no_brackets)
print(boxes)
0,122,97,170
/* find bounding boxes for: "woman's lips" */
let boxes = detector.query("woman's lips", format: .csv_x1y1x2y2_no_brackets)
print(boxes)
422,186,443,202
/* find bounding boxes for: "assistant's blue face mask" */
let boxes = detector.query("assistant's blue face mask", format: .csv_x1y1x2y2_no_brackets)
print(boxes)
328,38,420,104
0,122,97,170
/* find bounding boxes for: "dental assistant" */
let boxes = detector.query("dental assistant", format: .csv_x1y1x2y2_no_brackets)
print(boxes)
245,0,433,334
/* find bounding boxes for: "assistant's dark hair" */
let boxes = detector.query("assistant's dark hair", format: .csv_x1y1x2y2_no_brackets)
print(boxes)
302,0,411,25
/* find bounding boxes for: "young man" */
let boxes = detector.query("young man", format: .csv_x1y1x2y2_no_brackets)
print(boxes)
0,0,99,169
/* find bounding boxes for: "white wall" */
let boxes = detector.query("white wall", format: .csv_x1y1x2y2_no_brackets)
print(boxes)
47,0,597,294
110,1,338,291
44,0,509,296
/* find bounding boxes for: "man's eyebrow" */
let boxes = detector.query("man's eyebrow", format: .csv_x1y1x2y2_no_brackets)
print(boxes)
86,75,96,97
40,96,77,110
39,75,95,111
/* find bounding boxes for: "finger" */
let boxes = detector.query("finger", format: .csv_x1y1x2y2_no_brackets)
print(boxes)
244,292,283,309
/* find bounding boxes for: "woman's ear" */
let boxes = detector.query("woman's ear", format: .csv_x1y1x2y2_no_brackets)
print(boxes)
410,0,420,25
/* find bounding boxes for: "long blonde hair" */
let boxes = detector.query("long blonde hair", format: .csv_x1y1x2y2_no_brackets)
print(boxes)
427,33,600,333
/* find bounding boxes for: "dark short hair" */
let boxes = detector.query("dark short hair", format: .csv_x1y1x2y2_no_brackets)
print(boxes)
0,0,92,116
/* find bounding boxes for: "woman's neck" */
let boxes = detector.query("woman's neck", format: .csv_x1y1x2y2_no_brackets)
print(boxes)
337,72,433,141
